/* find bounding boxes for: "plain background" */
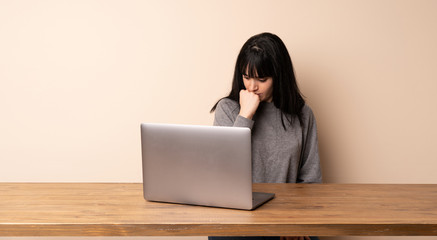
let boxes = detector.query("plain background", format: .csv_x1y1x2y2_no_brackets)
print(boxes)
1,0,436,240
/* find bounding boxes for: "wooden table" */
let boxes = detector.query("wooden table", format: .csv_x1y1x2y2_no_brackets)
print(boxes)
1,183,437,236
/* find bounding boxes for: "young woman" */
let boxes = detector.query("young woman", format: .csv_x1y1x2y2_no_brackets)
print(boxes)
209,33,322,240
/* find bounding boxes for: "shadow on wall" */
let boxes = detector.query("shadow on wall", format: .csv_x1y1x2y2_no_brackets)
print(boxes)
300,72,355,184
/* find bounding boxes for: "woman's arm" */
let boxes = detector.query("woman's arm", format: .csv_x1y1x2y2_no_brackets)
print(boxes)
297,106,322,183
213,98,254,129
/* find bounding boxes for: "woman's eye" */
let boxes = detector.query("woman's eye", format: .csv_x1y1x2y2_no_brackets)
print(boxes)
258,78,267,82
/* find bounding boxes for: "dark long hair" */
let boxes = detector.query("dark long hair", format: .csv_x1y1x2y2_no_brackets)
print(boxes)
210,32,305,129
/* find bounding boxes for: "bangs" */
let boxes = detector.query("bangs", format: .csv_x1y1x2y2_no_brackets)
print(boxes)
240,47,275,78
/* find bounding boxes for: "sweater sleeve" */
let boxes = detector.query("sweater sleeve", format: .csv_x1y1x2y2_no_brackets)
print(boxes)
213,98,254,129
297,105,323,183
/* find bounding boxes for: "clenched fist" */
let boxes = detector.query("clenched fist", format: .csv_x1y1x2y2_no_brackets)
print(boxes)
239,89,260,119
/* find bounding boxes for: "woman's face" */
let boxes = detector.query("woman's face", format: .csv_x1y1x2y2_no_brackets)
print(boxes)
242,71,274,102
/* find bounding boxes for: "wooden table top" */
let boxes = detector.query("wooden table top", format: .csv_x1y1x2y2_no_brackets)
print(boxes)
1,183,437,236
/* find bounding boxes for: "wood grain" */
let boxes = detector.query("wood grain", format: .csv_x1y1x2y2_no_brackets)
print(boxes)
1,183,436,236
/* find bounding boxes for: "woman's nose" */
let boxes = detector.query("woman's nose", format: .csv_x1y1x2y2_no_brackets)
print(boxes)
247,79,258,92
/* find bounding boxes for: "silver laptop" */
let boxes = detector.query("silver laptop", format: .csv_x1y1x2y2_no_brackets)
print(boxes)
140,123,275,210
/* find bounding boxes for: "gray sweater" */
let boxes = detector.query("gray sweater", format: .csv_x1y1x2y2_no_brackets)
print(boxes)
213,98,322,183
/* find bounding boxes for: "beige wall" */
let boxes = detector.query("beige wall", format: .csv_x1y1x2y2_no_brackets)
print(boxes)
2,0,436,183
1,0,436,239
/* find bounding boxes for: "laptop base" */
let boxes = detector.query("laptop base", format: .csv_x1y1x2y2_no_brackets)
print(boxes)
252,192,275,210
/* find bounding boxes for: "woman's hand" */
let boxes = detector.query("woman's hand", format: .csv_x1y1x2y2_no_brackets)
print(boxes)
280,237,311,240
239,89,260,119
